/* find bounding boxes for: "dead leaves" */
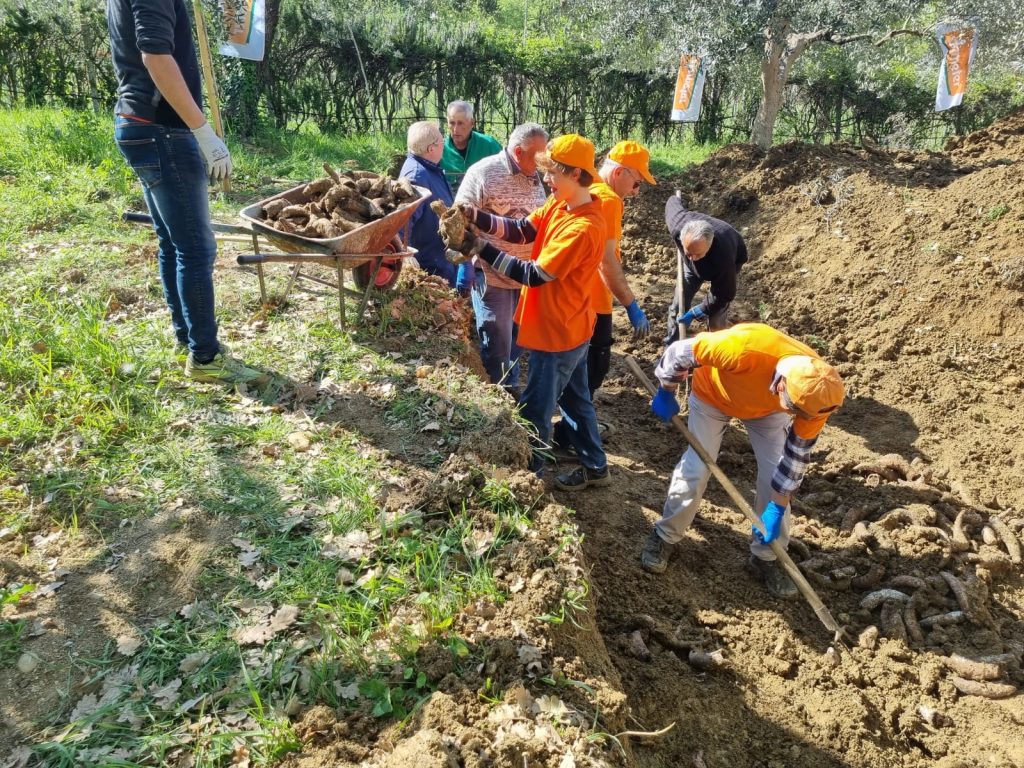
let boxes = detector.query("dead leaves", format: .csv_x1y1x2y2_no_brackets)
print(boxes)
150,678,183,710
233,604,300,646
321,528,376,562
286,430,314,452
116,635,143,657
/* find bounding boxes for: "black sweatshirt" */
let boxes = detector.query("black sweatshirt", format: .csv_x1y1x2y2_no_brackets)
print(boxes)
107,0,203,128
665,195,748,318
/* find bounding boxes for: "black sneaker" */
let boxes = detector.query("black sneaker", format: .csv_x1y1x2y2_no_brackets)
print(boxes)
747,556,798,600
554,465,611,491
641,528,677,574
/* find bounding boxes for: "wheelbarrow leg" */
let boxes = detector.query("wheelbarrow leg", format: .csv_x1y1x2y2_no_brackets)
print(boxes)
357,257,385,322
252,231,267,304
336,258,346,331
280,263,301,306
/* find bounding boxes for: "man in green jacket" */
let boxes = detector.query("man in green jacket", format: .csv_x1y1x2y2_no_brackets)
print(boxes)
442,100,502,193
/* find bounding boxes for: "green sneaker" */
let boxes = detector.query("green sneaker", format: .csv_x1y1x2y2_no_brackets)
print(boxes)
185,350,269,387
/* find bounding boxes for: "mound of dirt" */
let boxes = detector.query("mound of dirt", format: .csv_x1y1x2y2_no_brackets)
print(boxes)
568,107,1024,767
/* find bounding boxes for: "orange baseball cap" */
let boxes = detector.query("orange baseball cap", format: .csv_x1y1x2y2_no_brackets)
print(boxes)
784,357,845,416
608,140,656,185
548,134,600,179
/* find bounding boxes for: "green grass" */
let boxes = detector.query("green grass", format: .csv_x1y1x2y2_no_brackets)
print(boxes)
0,255,538,763
986,204,1009,221
646,139,725,179
0,107,404,247
0,106,549,765
1,585,34,664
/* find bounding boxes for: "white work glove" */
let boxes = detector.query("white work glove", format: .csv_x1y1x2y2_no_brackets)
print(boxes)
190,122,232,181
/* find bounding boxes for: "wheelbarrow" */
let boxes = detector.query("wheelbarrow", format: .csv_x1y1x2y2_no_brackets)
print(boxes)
124,181,429,329
236,181,429,329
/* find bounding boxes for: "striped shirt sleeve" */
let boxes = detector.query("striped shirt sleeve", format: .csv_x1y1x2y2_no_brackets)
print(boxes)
476,242,553,287
471,209,537,245
770,428,817,495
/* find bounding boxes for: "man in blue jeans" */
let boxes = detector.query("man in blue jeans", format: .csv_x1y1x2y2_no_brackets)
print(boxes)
107,0,265,386
455,123,549,394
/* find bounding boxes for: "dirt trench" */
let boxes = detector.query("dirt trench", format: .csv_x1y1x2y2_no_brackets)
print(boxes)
549,109,1024,767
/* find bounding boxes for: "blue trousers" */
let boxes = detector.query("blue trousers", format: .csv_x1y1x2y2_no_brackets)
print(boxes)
115,119,220,362
518,342,606,474
470,270,521,392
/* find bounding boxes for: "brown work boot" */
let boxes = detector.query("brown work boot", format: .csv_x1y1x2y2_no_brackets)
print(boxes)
747,556,798,600
641,528,677,574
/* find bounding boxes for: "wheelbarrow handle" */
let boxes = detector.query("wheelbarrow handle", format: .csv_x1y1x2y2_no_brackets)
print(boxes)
121,211,251,236
122,211,153,225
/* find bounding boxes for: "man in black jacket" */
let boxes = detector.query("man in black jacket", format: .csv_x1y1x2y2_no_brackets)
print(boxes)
663,193,748,344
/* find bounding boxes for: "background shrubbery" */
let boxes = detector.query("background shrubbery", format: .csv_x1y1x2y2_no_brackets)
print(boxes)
1,0,1022,146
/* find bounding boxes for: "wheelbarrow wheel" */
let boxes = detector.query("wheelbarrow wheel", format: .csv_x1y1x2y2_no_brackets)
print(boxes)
352,244,403,293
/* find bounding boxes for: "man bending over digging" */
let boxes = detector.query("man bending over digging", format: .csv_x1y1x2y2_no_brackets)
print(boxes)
644,323,845,598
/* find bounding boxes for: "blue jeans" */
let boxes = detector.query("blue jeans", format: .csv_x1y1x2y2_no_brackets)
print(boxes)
114,118,220,362
470,270,521,392
518,342,606,474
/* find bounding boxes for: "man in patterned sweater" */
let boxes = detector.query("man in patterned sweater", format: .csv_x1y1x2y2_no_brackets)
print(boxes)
455,123,549,393
642,323,845,598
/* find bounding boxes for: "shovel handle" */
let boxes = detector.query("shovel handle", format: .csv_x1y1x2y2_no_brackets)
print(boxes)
625,355,843,638
676,245,686,340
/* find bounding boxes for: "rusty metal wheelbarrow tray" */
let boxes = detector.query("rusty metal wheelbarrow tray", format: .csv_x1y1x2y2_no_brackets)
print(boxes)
238,182,430,264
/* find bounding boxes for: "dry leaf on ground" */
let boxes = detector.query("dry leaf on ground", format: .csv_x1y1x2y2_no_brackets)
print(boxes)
116,635,142,656
150,678,182,709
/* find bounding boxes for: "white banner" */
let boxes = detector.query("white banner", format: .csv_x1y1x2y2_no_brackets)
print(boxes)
935,23,978,112
220,0,266,61
670,54,705,122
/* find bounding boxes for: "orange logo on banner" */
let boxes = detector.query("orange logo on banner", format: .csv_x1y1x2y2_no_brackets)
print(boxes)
943,28,974,97
673,55,702,111
224,0,256,45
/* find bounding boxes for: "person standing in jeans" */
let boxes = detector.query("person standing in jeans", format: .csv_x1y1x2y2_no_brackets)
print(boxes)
107,0,265,385
449,135,609,492
455,123,549,395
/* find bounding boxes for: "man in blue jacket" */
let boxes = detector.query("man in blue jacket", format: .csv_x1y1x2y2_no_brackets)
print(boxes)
400,121,469,288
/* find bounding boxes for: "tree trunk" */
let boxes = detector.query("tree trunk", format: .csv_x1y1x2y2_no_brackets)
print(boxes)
750,29,786,148
750,24,833,149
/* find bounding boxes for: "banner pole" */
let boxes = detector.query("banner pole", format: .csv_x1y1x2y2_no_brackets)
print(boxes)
192,0,231,193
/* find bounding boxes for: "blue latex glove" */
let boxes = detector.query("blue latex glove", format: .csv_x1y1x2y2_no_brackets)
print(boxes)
678,305,707,329
650,386,680,422
753,501,787,545
455,261,476,298
625,300,650,339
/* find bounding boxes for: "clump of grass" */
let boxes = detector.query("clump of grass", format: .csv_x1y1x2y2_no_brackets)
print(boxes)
986,204,1009,221
1,585,34,664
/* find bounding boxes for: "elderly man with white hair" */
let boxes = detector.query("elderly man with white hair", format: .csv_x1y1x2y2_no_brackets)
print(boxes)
399,120,464,287
454,122,549,392
441,100,502,193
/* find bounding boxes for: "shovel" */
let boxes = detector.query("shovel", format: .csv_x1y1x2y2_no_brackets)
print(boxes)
625,354,848,647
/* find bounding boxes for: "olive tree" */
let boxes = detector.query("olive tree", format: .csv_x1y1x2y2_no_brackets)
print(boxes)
565,0,1021,147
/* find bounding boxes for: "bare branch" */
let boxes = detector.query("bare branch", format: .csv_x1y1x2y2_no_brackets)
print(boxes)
873,28,929,46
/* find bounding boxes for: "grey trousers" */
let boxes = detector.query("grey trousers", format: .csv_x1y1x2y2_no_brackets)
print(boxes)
655,393,793,561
